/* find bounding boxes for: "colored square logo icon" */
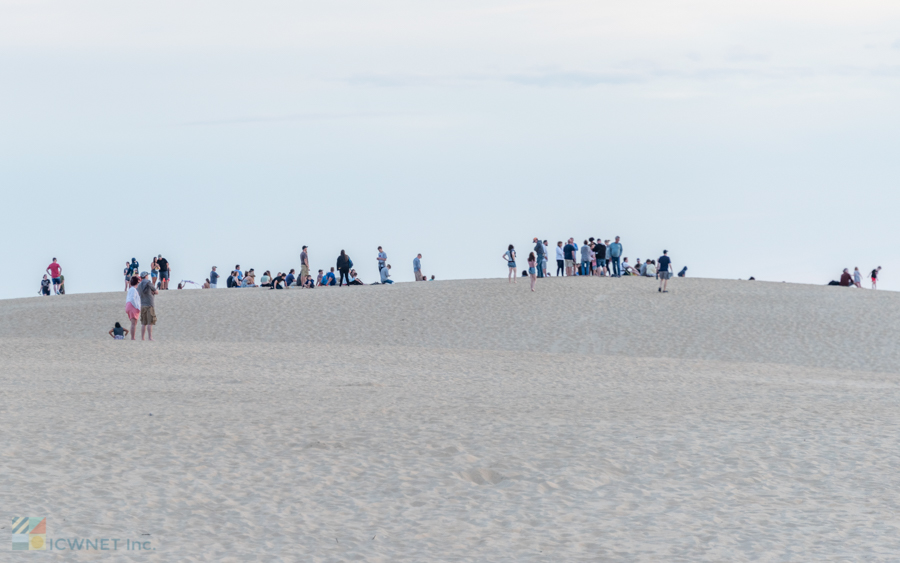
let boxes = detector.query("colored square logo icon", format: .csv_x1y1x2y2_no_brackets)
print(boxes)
11,517,46,551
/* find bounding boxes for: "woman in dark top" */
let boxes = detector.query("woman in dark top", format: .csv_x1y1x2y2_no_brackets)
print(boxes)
336,250,352,286
109,322,128,340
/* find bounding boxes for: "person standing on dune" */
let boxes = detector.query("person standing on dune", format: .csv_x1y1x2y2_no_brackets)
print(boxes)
871,266,881,289
125,275,141,339
138,271,158,341
157,255,170,290
555,241,564,276
528,252,537,291
414,253,423,281
658,250,672,293
46,258,62,295
542,240,549,277
608,237,623,277
300,246,310,287
377,246,387,272
533,238,544,278
563,238,576,276
337,250,351,286
504,245,517,283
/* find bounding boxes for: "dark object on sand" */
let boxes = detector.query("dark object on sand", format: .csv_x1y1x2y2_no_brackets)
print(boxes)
677,266,687,277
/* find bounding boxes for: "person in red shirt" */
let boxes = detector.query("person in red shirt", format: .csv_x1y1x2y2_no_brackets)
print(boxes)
839,268,853,287
46,258,63,295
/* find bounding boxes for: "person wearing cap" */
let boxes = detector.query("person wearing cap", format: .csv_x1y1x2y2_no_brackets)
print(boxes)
533,238,545,278
209,266,219,289
658,250,672,293
137,271,159,341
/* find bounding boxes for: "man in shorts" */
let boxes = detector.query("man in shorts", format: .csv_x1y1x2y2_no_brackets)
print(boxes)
209,266,219,288
657,250,672,293
157,255,171,290
46,258,62,295
563,238,576,276
300,246,310,287
138,271,159,341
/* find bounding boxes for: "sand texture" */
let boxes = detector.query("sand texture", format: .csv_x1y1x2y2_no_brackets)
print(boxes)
2,278,899,561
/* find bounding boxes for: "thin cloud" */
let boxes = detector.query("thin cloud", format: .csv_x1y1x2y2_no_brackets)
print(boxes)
181,111,405,126
502,70,647,87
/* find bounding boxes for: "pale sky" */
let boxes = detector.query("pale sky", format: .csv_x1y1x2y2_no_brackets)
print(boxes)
2,0,899,298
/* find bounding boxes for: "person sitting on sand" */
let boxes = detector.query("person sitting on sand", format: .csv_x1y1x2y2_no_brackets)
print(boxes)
202,278,210,289
285,269,296,287
430,275,435,281
58,274,65,295
314,269,323,286
40,274,51,296
259,271,271,287
380,264,393,284
621,258,636,276
320,268,336,286
241,269,257,287
677,266,687,277
109,322,129,340
644,260,656,277
840,268,853,287
348,269,364,285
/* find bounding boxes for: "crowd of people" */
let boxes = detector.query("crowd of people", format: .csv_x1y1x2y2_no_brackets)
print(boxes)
507,236,685,292
34,244,887,342
831,266,882,289
199,246,430,291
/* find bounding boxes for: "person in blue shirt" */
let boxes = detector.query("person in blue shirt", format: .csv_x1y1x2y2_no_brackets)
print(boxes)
285,269,296,287
320,268,337,287
608,236,623,277
380,264,393,284
413,254,423,281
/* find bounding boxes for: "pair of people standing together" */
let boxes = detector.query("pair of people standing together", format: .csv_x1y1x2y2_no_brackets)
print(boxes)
503,245,538,291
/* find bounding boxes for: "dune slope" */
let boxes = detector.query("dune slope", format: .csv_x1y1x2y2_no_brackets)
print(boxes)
2,278,899,561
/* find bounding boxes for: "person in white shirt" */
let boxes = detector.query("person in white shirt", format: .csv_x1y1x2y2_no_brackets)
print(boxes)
542,240,550,277
125,276,142,340
555,242,564,276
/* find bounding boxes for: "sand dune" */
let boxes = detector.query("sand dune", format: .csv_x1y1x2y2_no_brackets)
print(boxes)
3,278,899,561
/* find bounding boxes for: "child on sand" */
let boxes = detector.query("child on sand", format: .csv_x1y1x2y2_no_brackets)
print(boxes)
40,275,51,296
109,322,129,340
